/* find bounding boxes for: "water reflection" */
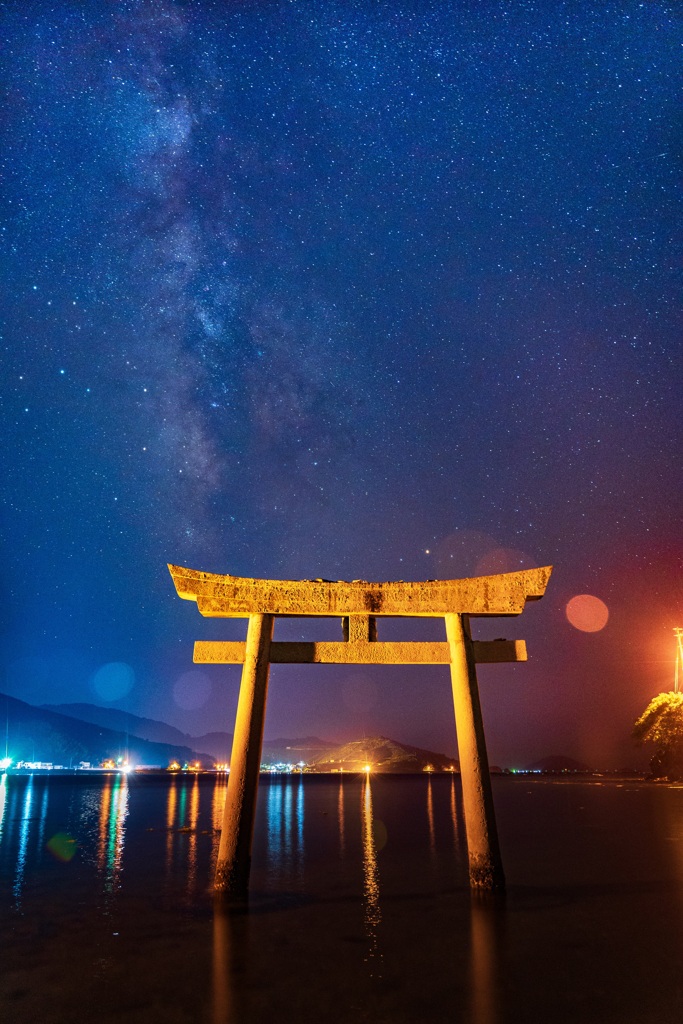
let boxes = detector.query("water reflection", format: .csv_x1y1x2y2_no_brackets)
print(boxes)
361,775,382,976
296,774,304,884
4,786,20,851
211,774,228,874
283,780,293,863
267,776,284,880
163,774,210,895
166,775,177,877
655,784,683,923
212,905,234,1024
97,776,111,871
178,776,188,829
426,775,436,855
266,777,305,884
97,774,129,894
450,775,460,849
186,774,200,898
469,896,503,1024
36,784,49,859
13,776,33,907
212,905,248,1024
338,776,345,858
74,784,102,863
0,773,8,842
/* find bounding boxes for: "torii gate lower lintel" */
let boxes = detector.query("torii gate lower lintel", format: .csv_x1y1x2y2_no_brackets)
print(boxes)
168,563,552,897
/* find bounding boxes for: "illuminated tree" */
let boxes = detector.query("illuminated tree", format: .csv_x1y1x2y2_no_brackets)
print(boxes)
632,691,683,780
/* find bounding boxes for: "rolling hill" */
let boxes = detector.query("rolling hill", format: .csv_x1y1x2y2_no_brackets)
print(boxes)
1,693,212,767
310,736,458,773
42,701,330,763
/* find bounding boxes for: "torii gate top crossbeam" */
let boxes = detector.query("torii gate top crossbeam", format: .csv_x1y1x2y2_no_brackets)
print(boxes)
168,564,552,618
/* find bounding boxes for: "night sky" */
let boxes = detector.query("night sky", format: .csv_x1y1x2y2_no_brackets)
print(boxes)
2,1,681,768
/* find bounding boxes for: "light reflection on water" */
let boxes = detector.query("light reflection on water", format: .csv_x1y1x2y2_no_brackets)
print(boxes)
338,776,345,857
0,772,469,917
97,775,112,872
0,772,468,903
210,774,227,875
469,896,502,1024
266,774,283,879
162,774,213,897
450,773,460,849
296,774,304,883
361,775,382,976
98,773,129,894
212,905,234,1024
426,774,436,854
265,775,306,885
36,783,49,857
0,774,7,841
187,774,200,898
165,775,177,876
2,774,683,1024
13,775,33,906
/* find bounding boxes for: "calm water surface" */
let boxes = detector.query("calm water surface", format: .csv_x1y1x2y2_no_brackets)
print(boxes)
1,772,682,1024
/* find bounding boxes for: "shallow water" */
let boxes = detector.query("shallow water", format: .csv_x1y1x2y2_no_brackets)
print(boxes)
1,772,682,1023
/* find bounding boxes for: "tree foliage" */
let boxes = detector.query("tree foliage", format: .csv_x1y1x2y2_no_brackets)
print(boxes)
632,691,683,779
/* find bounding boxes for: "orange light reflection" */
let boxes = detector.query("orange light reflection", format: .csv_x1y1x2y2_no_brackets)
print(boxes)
426,775,436,855
361,775,382,976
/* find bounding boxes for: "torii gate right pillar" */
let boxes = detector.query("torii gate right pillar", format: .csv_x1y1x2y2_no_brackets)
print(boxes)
447,613,504,889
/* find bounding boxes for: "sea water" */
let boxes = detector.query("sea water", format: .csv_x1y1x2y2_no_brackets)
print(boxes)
1,772,682,1023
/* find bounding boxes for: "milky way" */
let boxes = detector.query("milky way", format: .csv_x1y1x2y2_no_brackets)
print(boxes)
2,1,681,767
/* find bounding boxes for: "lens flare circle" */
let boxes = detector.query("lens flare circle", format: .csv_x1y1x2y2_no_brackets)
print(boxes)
92,662,135,701
173,669,211,710
47,832,77,862
474,547,531,576
566,594,609,632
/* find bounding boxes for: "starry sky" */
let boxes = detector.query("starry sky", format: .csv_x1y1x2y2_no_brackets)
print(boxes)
2,0,681,768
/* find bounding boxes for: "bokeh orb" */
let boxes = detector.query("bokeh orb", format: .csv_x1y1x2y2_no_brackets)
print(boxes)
474,547,530,576
173,670,211,711
92,661,135,701
566,594,609,632
46,832,77,862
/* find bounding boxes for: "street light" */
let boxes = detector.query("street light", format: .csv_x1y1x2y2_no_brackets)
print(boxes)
674,628,683,693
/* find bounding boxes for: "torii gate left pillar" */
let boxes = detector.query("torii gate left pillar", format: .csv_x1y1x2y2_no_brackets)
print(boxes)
169,564,552,897
214,612,273,894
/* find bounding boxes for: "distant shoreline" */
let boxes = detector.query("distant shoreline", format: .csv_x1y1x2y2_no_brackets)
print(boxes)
2,767,650,781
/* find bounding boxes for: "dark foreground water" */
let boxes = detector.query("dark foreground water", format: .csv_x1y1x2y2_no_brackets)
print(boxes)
1,771,682,1024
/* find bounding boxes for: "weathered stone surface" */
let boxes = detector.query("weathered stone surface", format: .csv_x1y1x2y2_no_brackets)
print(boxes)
446,612,505,889
168,564,552,618
169,560,552,896
193,638,527,665
214,613,273,898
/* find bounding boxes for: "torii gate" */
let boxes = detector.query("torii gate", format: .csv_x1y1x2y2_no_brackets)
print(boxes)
169,563,552,897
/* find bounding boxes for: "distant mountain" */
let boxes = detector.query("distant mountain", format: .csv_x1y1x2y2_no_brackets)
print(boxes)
191,731,232,760
41,702,194,747
36,702,456,772
1,693,212,767
41,702,330,764
192,733,333,764
524,755,592,772
310,736,458,773
261,736,331,764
